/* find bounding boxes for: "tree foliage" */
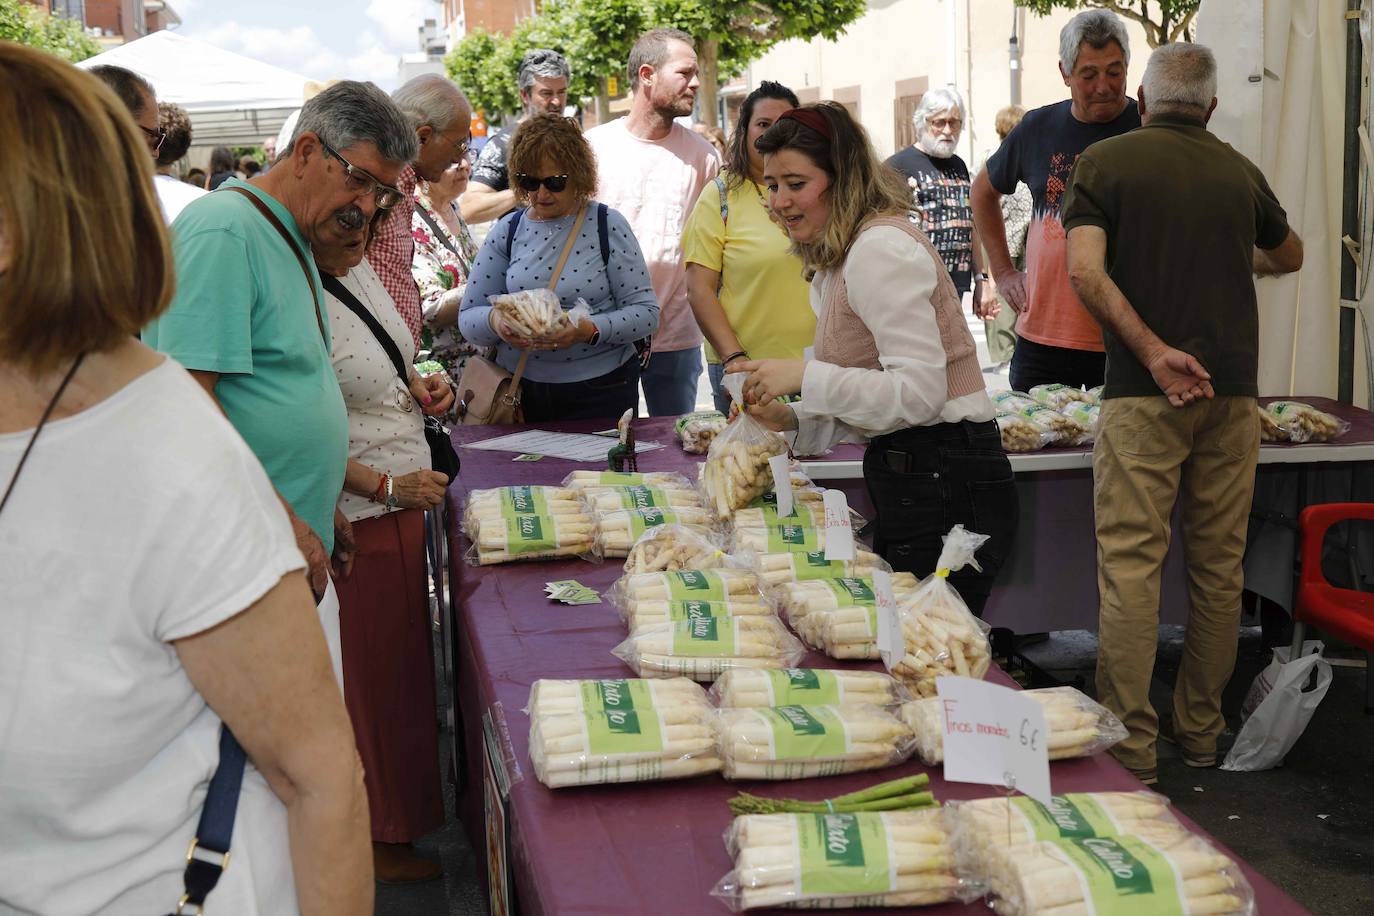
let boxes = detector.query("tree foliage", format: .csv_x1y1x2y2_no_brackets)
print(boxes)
0,0,101,62
1016,0,1199,48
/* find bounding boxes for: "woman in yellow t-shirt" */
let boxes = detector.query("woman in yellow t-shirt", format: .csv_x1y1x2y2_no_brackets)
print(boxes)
683,81,814,414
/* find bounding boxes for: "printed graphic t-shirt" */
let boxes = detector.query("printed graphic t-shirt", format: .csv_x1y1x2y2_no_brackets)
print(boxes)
886,147,973,295
984,98,1140,352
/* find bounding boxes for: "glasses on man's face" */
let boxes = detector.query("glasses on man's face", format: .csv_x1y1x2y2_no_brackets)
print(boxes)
515,173,569,194
928,117,962,132
320,140,404,209
138,124,166,154
437,129,476,163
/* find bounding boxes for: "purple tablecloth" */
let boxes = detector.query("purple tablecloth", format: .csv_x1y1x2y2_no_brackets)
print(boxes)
444,418,1309,915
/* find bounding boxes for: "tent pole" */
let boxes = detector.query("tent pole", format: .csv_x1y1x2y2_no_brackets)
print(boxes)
1339,0,1362,404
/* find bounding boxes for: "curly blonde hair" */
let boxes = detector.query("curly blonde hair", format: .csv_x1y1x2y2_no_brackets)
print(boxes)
507,114,597,208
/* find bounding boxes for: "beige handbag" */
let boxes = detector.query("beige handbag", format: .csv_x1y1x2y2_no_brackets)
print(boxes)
456,204,587,425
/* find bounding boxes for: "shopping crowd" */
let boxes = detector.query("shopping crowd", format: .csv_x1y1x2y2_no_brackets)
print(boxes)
0,7,1303,912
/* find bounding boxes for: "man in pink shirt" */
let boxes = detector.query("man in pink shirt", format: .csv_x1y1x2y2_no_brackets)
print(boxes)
586,29,720,416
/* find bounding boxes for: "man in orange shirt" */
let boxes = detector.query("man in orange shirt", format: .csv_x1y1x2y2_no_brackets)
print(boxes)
971,9,1139,393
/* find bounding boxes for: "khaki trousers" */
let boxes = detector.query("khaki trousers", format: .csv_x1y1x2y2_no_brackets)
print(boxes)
1093,395,1260,772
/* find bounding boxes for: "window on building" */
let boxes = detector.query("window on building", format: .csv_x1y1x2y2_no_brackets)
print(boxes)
892,76,929,154
833,85,860,123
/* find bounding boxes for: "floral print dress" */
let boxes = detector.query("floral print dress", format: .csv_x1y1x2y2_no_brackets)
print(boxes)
410,193,484,380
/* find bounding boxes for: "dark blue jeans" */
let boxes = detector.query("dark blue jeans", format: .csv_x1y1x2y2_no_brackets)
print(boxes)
862,420,1019,616
1008,335,1106,393
641,346,703,417
521,358,641,423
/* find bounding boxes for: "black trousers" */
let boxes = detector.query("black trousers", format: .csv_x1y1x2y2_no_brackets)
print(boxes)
520,357,640,423
1008,335,1106,393
863,419,1019,616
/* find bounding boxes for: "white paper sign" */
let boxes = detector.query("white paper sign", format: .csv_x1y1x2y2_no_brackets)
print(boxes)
935,676,1051,808
872,570,902,671
821,489,854,561
768,453,794,519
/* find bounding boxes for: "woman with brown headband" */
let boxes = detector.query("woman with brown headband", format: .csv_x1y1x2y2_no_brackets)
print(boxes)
728,102,1018,615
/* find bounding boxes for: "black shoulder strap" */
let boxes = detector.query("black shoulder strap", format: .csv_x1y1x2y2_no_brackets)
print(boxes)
597,202,609,266
416,202,460,257
505,208,526,260
168,726,246,915
320,274,409,387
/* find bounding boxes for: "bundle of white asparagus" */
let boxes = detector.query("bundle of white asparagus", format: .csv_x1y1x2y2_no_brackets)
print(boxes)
776,575,919,623
525,676,710,722
676,410,729,453
612,567,761,605
1266,400,1350,443
730,502,826,528
622,523,731,574
717,703,916,780
612,616,805,681
996,413,1053,453
1029,383,1094,409
701,418,789,519
792,603,899,660
489,288,572,337
463,485,584,537
711,810,970,911
985,832,1255,916
902,687,1128,765
711,668,909,708
561,470,695,492
528,699,721,788
730,525,868,558
1259,406,1289,442
465,511,598,565
582,484,705,513
622,595,774,632
751,551,893,589
595,508,714,558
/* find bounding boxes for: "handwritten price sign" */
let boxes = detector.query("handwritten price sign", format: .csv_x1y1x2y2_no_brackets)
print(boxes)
821,490,854,561
935,676,1051,807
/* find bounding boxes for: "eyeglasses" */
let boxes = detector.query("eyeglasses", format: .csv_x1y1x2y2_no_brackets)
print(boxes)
138,123,166,154
437,129,476,163
515,173,570,193
320,140,404,209
927,117,963,131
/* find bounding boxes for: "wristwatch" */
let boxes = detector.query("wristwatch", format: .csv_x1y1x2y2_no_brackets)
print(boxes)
974,272,991,282
384,474,399,509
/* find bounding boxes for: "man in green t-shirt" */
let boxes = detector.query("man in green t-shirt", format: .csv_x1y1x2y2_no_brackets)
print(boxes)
144,81,418,597
1062,43,1303,785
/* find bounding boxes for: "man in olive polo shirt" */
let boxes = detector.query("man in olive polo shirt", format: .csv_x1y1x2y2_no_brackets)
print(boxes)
1062,42,1304,784
144,81,417,598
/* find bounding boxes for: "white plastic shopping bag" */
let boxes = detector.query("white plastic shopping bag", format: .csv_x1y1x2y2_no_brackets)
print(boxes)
1220,640,1332,772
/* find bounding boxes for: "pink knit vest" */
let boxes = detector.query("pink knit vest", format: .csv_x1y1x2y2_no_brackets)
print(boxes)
812,215,984,402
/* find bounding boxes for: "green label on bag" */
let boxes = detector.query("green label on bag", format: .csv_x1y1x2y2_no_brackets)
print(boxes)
583,707,665,755
665,570,724,600
767,524,820,553
757,503,807,524
796,813,893,896
579,679,653,715
792,551,848,581
667,599,729,621
766,668,840,705
599,471,645,485
670,617,737,656
616,485,661,509
501,486,547,516
675,410,725,434
1014,794,1120,841
763,705,848,759
825,577,876,606
1054,836,1184,916
505,514,554,554
628,508,677,539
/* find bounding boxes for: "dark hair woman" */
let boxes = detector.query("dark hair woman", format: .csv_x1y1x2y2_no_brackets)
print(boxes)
206,145,236,190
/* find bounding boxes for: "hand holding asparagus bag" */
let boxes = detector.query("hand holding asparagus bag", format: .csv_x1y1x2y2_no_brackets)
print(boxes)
701,374,789,519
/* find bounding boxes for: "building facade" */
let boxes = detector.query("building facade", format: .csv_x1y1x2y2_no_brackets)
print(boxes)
441,0,540,48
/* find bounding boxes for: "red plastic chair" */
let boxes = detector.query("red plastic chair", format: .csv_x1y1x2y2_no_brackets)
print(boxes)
1290,503,1374,713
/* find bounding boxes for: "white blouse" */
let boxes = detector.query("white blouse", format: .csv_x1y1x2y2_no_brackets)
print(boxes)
325,260,430,523
790,225,995,456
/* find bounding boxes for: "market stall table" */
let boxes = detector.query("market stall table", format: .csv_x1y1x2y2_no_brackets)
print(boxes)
444,419,1310,915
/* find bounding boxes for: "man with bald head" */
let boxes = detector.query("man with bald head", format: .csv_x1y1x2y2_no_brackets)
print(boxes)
368,74,473,347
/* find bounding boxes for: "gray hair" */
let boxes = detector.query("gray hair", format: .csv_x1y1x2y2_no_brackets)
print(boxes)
1059,9,1130,74
391,73,469,135
1142,42,1217,115
289,80,417,164
627,28,694,95
913,86,966,134
518,49,571,95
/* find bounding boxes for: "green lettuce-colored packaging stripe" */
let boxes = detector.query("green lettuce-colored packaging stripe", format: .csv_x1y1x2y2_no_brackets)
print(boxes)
1054,836,1185,916
670,617,738,656
504,514,555,554
1013,794,1121,841
765,668,840,705
796,812,893,896
583,706,665,756
763,705,848,760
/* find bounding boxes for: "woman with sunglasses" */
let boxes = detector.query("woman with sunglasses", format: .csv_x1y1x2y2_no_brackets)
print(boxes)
459,114,659,422
727,103,1019,616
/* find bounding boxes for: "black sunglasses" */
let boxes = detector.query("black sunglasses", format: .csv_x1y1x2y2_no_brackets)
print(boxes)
515,173,569,193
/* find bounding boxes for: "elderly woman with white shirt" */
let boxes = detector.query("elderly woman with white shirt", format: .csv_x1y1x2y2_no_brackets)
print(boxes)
729,102,1019,615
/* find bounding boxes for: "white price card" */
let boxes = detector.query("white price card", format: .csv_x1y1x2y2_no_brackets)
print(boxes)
821,489,855,561
935,676,1051,808
872,570,902,671
768,453,794,519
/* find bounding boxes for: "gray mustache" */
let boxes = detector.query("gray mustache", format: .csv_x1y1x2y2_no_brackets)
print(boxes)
335,207,366,231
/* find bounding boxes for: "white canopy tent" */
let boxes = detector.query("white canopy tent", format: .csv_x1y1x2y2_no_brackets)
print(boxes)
77,31,313,153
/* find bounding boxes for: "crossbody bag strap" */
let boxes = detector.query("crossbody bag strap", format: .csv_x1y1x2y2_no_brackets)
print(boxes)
508,203,588,390
173,726,247,914
221,186,327,343
320,275,410,387
415,201,461,257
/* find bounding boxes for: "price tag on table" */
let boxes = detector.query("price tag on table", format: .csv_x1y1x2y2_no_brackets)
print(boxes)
935,676,1050,807
872,570,902,671
768,453,794,519
821,489,854,561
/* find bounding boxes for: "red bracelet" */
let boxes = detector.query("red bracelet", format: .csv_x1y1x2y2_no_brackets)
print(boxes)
371,473,389,504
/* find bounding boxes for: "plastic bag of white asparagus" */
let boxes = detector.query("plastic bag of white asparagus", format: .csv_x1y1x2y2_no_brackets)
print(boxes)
561,469,696,492
711,810,979,910
750,549,891,589
729,523,869,559
1058,402,1100,445
525,676,710,722
901,686,1127,765
594,507,714,558
488,287,586,338
1265,400,1351,443
776,575,919,624
984,831,1255,916
792,602,909,660
465,511,600,566
608,567,762,608
717,703,916,780
581,483,705,513
621,595,775,632
701,375,789,519
621,523,733,574
890,527,993,697
463,485,584,538
731,501,824,528
611,616,805,681
1029,383,1094,409
996,413,1054,453
1259,406,1290,442
527,702,722,788
710,668,910,709
676,410,729,453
